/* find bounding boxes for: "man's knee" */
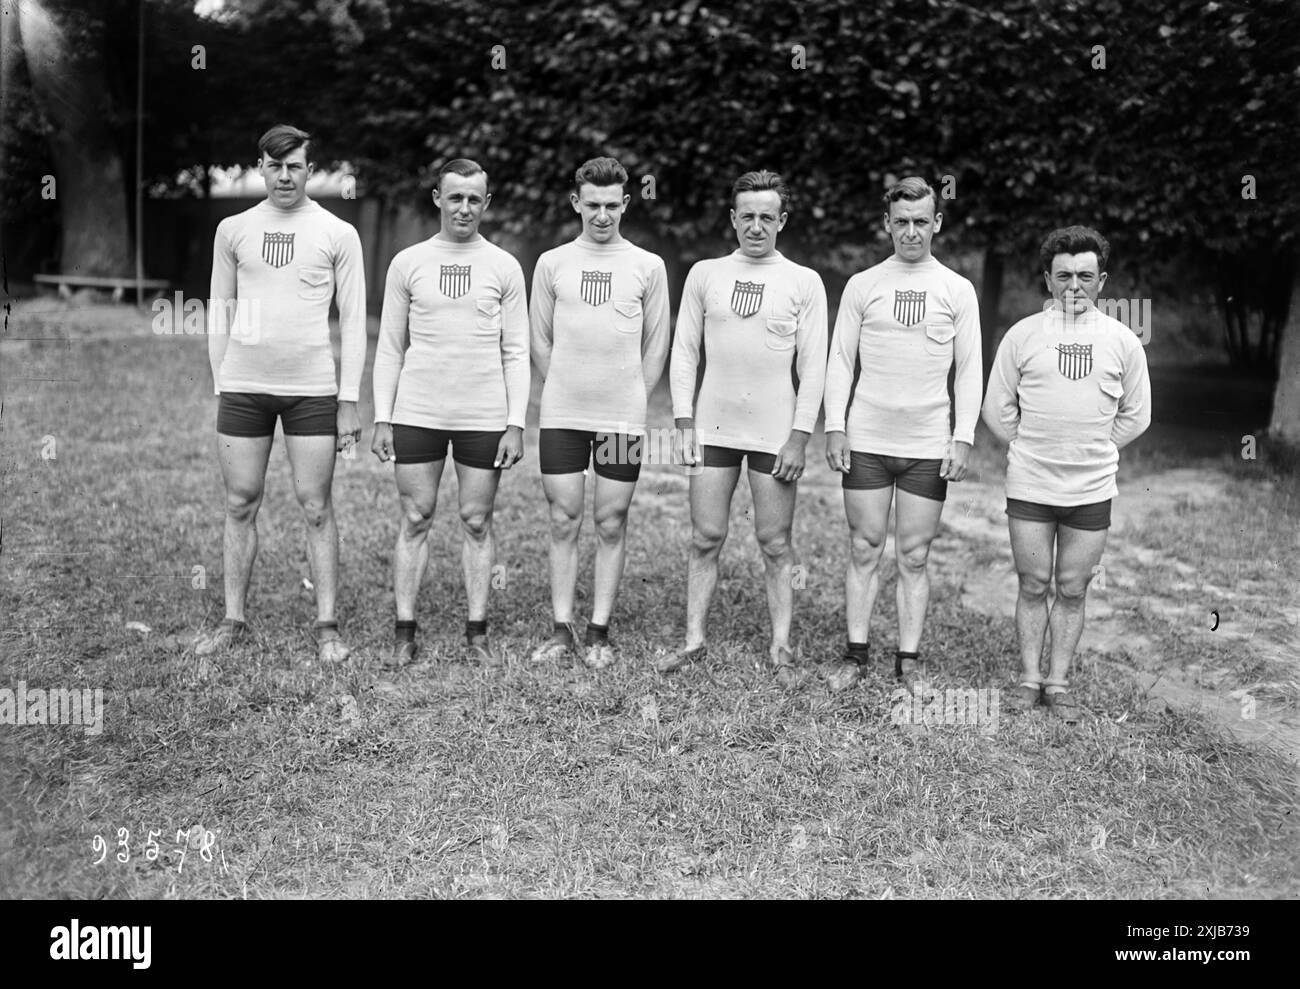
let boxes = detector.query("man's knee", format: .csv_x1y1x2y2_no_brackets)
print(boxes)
756,527,793,563
1055,573,1091,602
398,495,434,537
593,506,628,545
691,519,727,556
548,500,582,542
896,539,932,575
1018,571,1051,601
848,528,885,569
460,503,493,540
225,488,262,525
297,492,331,528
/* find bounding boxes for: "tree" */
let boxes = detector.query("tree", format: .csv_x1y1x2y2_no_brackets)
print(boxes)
2,0,374,279
13,0,133,276
1270,257,1300,448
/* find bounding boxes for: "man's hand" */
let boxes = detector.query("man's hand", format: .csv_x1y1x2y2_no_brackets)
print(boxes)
494,425,524,469
673,418,701,469
371,421,395,462
336,401,362,454
825,430,851,474
772,430,810,483
940,440,973,482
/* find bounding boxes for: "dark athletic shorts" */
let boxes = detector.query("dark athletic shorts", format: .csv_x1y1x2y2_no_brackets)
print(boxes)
539,428,642,482
391,425,504,470
843,452,947,502
1006,498,1112,531
702,445,778,475
217,393,337,437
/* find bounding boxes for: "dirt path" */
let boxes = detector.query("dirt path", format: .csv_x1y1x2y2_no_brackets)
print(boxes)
924,469,1300,768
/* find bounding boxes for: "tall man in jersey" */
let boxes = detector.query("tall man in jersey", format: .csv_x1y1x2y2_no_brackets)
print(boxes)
528,157,670,669
823,177,982,691
660,170,828,683
982,225,1150,723
199,124,365,663
371,159,528,667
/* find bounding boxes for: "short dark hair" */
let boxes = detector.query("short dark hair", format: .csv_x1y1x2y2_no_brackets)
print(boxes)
574,156,628,193
1039,225,1110,273
732,170,790,213
258,124,312,162
883,176,937,214
438,158,490,195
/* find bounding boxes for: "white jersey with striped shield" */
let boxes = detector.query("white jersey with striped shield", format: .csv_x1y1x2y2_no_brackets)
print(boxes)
982,306,1152,506
671,250,828,455
824,255,982,460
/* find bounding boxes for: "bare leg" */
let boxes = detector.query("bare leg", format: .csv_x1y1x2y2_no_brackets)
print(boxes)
892,489,945,654
216,433,274,622
285,433,342,624
843,486,894,644
1047,524,1108,686
455,462,501,623
393,459,444,622
684,465,742,650
542,471,585,624
1009,518,1057,685
748,469,799,653
590,474,637,626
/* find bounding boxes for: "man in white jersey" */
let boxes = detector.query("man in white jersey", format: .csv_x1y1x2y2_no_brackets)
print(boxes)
371,159,528,667
982,225,1151,723
823,177,982,691
197,124,365,663
659,170,828,684
528,157,670,669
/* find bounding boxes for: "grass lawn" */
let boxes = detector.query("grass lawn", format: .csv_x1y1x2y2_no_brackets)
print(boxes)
1,302,1296,898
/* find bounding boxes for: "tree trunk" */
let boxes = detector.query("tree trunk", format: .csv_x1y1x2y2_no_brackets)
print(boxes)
1267,260,1300,449
0,0,21,269
16,0,132,277
979,246,1004,384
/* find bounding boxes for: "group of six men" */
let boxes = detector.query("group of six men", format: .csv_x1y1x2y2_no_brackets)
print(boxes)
198,124,1152,723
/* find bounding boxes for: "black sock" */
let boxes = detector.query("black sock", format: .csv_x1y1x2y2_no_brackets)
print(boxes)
895,650,919,676
553,622,575,646
585,622,610,646
466,619,487,642
846,641,870,665
395,620,417,643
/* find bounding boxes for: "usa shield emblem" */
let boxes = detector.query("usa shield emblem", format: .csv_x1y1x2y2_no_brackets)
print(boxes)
581,270,612,306
440,264,471,298
894,289,925,326
731,280,764,318
262,232,294,268
1057,342,1093,380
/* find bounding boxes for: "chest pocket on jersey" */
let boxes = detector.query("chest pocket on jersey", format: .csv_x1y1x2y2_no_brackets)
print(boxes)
612,301,642,334
924,319,955,357
765,316,797,351
476,297,503,331
1098,380,1123,417
297,266,333,302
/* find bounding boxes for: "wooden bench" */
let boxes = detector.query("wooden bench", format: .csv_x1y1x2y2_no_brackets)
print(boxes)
34,273,170,303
